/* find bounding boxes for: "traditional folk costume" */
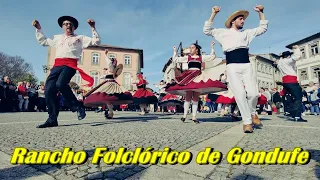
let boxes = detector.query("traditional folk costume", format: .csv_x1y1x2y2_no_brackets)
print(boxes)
166,45,227,123
158,93,183,108
203,10,268,132
276,49,306,122
132,74,158,115
166,52,227,96
35,16,100,128
84,57,133,119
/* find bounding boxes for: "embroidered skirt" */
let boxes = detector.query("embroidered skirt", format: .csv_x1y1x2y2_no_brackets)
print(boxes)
158,93,183,107
84,79,133,107
166,69,227,96
133,87,158,105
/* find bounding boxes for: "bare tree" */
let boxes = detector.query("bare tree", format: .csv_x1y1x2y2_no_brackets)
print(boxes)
0,52,37,84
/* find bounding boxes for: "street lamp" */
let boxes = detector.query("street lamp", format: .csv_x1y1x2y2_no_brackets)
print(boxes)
42,65,50,73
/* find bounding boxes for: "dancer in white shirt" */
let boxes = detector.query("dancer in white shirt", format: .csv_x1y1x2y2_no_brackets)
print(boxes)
203,5,268,133
275,46,307,122
33,16,100,128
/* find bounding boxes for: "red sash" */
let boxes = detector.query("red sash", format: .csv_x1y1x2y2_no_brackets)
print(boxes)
54,58,94,87
282,75,298,83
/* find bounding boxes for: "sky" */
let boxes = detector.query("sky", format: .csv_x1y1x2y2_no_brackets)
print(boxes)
0,0,319,91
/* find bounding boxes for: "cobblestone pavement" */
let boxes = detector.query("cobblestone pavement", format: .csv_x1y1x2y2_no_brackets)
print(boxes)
208,114,320,180
0,112,319,180
0,111,236,179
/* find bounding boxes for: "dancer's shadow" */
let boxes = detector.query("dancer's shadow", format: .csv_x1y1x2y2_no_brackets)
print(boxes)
306,149,320,179
58,116,164,127
197,116,241,123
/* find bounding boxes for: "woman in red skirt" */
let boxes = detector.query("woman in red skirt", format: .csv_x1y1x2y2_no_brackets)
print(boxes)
166,41,227,123
84,49,133,119
132,73,158,115
209,77,268,120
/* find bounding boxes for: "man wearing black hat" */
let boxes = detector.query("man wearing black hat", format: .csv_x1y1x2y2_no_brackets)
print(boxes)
203,5,268,133
275,45,306,122
32,16,101,128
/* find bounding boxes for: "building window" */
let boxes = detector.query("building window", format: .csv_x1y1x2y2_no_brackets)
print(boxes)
270,83,273,87
257,62,260,72
123,72,132,90
310,43,319,56
269,67,272,74
92,53,100,65
300,48,306,59
311,66,320,79
265,65,268,74
108,54,116,59
90,71,99,87
124,55,131,68
261,64,264,73
299,69,308,81
74,72,81,84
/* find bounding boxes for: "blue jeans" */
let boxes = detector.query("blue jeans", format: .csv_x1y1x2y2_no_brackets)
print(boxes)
302,103,306,113
310,103,319,115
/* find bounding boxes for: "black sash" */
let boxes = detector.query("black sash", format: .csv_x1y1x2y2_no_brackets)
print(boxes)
188,62,201,69
226,48,249,64
105,74,114,79
137,84,146,89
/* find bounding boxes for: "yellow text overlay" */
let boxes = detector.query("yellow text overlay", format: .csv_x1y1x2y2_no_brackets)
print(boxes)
10,147,87,165
10,147,311,165
226,147,311,165
92,147,192,165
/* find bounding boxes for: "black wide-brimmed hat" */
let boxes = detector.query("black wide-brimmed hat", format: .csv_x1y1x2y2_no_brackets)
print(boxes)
279,51,293,58
58,16,78,29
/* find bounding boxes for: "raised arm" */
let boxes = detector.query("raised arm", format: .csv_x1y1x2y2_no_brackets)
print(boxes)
203,6,225,39
32,20,56,47
172,46,188,63
202,41,217,62
291,45,302,61
246,5,268,42
81,19,101,48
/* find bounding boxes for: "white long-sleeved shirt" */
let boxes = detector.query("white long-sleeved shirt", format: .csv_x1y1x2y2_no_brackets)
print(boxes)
277,48,302,77
173,48,216,70
203,20,268,53
36,28,100,60
155,84,166,94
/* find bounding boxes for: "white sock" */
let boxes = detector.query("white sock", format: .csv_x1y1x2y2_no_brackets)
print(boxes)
183,101,190,118
140,105,145,113
107,104,113,114
192,101,198,117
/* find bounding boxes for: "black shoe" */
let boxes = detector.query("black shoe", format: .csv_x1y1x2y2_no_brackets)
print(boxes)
192,119,200,124
77,106,86,120
181,117,186,122
37,118,58,128
295,118,307,122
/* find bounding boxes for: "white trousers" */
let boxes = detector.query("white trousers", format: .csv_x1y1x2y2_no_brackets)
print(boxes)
226,63,259,125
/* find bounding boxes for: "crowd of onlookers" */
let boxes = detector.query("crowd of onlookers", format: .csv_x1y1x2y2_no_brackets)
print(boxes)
0,76,46,112
1,74,319,118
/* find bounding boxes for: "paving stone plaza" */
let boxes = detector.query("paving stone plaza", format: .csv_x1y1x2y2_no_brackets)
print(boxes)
0,111,319,180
